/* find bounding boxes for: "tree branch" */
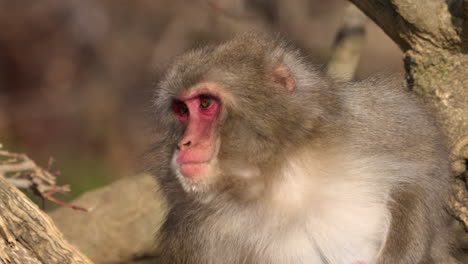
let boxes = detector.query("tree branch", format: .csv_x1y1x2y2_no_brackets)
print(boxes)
0,176,92,264
349,0,462,51
50,174,168,264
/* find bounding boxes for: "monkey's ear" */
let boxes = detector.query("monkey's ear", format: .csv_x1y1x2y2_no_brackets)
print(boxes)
269,61,296,92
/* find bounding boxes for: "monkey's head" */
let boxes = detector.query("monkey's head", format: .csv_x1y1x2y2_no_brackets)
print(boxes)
154,33,333,202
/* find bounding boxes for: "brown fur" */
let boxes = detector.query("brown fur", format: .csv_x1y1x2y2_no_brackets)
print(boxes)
150,33,459,264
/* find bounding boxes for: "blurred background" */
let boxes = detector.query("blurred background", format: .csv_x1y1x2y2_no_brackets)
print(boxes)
0,0,403,203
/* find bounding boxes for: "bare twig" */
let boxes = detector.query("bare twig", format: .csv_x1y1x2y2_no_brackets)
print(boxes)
0,148,86,211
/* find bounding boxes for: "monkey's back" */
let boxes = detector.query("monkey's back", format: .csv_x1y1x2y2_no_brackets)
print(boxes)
336,75,451,186
347,77,444,148
333,76,455,262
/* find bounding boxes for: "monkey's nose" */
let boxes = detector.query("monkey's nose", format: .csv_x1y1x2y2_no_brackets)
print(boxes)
177,140,192,150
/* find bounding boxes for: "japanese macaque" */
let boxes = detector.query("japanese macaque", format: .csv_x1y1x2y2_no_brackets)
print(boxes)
150,33,459,264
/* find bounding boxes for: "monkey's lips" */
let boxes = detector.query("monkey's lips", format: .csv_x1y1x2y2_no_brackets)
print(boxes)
179,162,209,178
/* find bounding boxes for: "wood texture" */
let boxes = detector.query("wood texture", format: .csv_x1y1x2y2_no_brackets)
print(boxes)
0,176,92,264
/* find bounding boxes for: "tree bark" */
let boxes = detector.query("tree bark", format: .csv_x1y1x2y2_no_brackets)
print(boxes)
0,176,92,264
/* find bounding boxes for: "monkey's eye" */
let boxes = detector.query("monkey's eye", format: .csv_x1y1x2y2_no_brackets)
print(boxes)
172,101,188,117
199,95,212,109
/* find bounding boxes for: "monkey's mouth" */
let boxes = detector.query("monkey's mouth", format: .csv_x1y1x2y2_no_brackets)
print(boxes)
179,162,209,178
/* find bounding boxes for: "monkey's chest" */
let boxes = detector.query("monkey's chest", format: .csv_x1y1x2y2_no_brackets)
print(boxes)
257,159,391,263
206,187,390,264
256,202,388,264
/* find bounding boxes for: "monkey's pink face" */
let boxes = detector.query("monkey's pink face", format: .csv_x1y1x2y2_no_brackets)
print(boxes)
170,85,225,191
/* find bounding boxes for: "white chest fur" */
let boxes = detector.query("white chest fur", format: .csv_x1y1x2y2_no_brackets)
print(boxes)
201,150,392,264
262,151,392,264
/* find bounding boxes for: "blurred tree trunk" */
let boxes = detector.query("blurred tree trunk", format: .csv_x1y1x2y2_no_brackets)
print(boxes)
350,0,468,232
326,4,367,81
50,174,167,264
